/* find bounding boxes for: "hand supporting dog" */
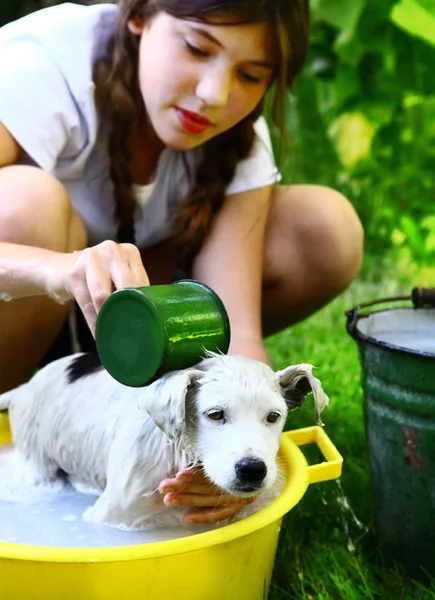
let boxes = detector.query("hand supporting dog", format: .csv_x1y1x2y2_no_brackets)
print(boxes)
159,467,255,524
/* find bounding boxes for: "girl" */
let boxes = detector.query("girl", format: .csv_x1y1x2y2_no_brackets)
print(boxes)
0,0,363,523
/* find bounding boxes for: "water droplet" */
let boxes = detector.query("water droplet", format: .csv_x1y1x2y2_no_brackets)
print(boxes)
333,479,369,554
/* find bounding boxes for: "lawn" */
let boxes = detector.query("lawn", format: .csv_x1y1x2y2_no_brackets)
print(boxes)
264,259,435,600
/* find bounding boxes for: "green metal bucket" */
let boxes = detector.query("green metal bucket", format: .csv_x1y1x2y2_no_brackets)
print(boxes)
346,289,435,578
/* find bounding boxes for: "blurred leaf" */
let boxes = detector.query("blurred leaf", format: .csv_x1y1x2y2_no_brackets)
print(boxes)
328,113,375,168
422,216,435,256
400,215,425,256
425,234,435,254
422,216,435,230
359,101,396,130
332,64,361,108
392,229,406,246
311,0,365,32
390,0,435,46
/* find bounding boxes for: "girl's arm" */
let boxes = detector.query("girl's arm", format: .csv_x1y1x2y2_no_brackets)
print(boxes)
0,239,149,334
192,184,273,365
0,124,149,334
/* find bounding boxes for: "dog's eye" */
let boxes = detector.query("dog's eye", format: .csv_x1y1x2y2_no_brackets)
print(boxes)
267,412,281,424
206,410,225,421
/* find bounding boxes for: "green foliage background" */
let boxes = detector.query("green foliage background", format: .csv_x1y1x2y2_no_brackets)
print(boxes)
285,0,435,269
1,0,434,270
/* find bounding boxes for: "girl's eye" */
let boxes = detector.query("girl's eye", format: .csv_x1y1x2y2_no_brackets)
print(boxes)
267,412,281,424
206,410,225,421
185,40,209,57
238,71,262,84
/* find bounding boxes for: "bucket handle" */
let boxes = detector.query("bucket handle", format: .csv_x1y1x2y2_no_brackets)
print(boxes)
283,426,343,484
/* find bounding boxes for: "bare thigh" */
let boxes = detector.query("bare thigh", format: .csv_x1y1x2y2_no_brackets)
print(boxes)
262,184,363,335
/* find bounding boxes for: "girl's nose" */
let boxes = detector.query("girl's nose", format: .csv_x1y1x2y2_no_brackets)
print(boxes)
195,66,232,108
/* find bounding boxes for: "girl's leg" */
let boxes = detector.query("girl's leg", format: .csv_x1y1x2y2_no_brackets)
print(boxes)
262,184,364,336
0,166,87,393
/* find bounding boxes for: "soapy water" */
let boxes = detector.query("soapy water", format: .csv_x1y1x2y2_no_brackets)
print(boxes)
0,445,279,548
358,309,435,355
0,293,12,302
0,445,204,548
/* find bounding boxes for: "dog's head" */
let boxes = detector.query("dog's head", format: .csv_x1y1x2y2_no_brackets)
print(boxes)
140,354,328,497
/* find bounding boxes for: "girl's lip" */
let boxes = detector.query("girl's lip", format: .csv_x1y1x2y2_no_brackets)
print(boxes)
178,107,212,125
175,107,212,134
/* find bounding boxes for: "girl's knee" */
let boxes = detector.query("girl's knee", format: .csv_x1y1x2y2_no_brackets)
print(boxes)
303,185,364,276
266,184,364,289
320,186,364,282
0,165,87,252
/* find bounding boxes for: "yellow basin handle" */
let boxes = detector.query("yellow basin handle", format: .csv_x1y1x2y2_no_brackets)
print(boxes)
283,426,343,484
0,411,11,446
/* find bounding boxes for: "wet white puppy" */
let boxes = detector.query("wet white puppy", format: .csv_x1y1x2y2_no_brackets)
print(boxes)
0,353,328,530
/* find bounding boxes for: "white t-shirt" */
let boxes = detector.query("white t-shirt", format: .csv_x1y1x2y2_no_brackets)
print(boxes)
0,3,280,248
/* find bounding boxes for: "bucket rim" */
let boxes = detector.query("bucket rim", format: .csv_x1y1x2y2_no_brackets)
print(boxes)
346,306,435,360
0,431,309,564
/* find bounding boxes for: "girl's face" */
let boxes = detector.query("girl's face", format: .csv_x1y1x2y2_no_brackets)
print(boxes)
128,12,273,150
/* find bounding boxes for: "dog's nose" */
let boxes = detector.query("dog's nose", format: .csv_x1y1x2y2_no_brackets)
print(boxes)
235,458,267,483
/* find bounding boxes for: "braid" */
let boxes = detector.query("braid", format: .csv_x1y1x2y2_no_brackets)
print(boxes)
93,29,142,244
174,104,263,273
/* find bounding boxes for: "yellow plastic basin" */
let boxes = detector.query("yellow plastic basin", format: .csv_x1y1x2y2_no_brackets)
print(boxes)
0,411,342,600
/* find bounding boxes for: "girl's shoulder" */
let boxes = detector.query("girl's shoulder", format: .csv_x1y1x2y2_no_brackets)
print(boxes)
225,116,281,196
0,3,117,63
0,3,117,172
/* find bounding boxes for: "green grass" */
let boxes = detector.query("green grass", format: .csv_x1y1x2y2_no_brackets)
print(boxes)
264,262,435,600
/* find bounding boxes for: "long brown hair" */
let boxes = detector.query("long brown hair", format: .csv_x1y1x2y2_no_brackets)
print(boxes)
93,0,309,272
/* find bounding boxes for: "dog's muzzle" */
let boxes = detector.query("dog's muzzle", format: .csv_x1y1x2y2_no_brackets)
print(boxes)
232,458,267,493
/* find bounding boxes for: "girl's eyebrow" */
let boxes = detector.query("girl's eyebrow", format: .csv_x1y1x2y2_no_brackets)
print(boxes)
188,25,273,70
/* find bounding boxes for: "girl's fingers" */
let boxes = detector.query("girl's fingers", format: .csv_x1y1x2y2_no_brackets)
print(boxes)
159,480,220,496
67,241,150,334
104,243,145,292
163,491,255,508
175,467,210,484
72,249,112,333
84,247,114,309
65,260,103,334
123,243,150,288
182,503,247,525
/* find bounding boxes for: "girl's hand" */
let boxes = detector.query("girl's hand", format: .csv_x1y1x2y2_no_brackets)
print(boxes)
159,467,255,524
45,240,149,334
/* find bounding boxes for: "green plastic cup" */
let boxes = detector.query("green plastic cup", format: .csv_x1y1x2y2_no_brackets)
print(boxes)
95,280,231,387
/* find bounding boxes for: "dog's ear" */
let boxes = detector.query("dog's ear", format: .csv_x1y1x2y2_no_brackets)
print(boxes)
139,369,201,439
276,364,329,426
